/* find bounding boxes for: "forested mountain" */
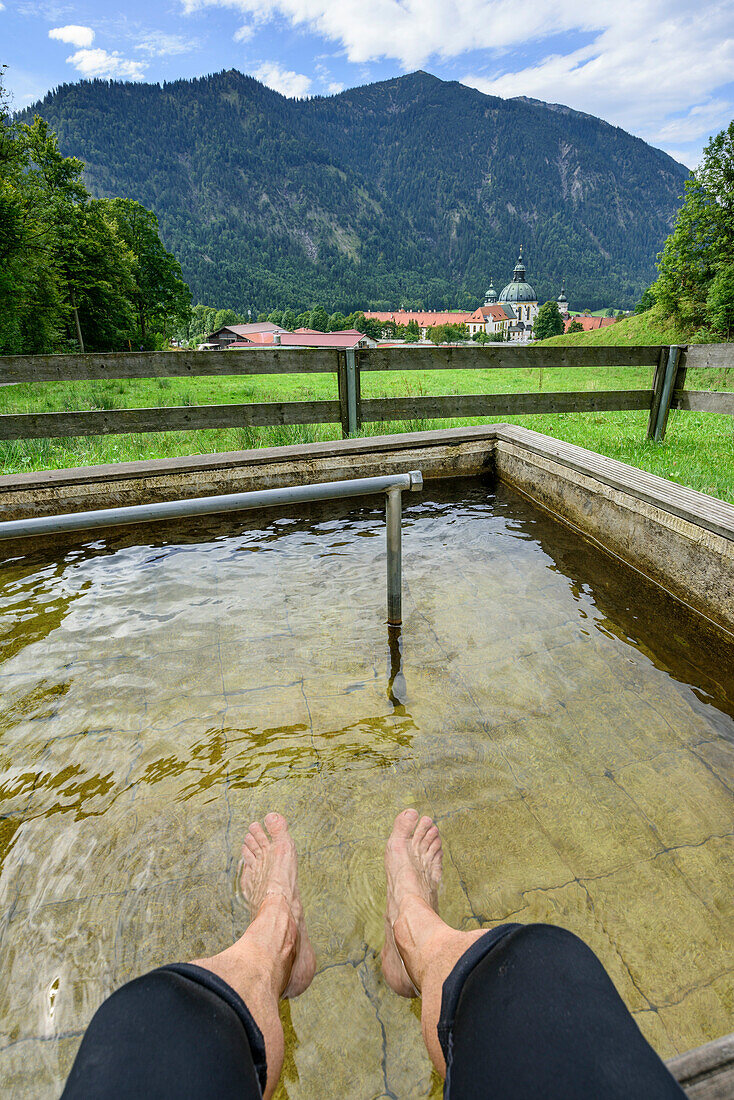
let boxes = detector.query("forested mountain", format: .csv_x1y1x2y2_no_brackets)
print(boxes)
21,70,689,312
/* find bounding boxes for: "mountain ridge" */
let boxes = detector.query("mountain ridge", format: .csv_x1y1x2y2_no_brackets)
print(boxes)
20,70,689,312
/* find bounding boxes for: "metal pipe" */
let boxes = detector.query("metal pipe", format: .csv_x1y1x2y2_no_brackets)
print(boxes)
0,470,423,624
386,486,402,625
0,471,423,541
653,345,681,442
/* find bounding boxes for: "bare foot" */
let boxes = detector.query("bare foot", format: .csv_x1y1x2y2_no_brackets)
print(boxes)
381,808,443,996
241,812,316,997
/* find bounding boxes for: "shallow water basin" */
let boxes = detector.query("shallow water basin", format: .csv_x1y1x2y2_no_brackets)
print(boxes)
0,478,732,1097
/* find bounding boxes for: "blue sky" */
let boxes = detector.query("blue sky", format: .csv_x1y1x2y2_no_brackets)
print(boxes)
2,0,733,167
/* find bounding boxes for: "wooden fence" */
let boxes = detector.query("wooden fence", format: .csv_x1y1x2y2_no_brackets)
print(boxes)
0,343,732,446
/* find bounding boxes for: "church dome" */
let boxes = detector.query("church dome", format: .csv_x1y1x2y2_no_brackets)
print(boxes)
485,280,498,304
498,250,537,304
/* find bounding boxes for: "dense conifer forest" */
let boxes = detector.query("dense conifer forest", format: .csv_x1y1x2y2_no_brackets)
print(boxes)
21,70,689,313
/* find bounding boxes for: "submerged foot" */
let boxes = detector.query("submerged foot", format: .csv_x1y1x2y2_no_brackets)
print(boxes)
241,812,316,997
381,808,443,996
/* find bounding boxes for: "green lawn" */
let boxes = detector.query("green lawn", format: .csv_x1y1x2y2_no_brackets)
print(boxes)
1,312,732,503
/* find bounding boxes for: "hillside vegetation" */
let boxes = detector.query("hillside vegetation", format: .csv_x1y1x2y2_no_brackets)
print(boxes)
538,308,695,346
21,70,688,313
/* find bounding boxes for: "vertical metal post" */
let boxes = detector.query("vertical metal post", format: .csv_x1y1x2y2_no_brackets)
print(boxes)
386,486,402,625
345,349,358,437
653,346,681,442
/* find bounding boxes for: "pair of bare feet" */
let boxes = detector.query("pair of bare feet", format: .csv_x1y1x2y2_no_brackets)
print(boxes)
194,808,474,1098
239,807,443,999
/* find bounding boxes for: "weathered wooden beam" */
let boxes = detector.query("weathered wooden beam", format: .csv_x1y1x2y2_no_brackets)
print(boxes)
0,401,342,440
667,1032,734,1099
680,344,734,370
0,348,340,384
672,390,734,414
361,390,652,421
362,345,661,371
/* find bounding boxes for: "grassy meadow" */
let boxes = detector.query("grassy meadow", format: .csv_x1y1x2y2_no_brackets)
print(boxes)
1,309,732,503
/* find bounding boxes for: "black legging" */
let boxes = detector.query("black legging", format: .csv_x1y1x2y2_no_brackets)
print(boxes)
62,924,685,1099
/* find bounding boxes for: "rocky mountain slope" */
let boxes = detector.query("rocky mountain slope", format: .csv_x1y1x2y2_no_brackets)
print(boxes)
23,70,689,311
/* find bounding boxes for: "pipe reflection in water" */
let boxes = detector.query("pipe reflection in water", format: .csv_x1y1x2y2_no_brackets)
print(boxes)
386,624,408,708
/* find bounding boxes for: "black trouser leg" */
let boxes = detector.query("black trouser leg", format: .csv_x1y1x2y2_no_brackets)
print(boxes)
438,923,685,1100
62,963,267,1099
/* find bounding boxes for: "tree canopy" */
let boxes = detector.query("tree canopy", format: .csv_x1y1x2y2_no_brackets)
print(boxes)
0,74,191,354
532,301,564,340
654,120,734,334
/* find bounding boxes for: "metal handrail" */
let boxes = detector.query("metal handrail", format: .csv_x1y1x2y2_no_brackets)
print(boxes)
0,471,424,624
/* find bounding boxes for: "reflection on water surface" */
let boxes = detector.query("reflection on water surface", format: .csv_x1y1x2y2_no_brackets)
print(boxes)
0,479,732,1097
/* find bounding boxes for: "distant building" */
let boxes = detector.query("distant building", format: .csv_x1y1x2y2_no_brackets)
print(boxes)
363,310,475,338
563,316,615,333
206,321,285,348
557,283,570,319
497,249,539,342
226,328,376,350
467,303,511,338
363,250,555,343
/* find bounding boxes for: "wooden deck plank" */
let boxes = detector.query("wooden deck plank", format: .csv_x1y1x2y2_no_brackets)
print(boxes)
493,424,734,541
667,1032,734,1099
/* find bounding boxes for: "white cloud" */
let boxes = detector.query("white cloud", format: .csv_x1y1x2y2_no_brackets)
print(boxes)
461,2,734,154
179,0,733,156
49,24,95,47
66,48,146,80
327,81,344,94
233,23,254,41
252,61,311,97
135,31,197,56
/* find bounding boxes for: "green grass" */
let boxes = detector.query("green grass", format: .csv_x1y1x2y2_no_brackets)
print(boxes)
2,313,732,503
540,306,695,347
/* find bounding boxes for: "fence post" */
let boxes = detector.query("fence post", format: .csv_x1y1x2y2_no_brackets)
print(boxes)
650,346,682,442
337,350,349,438
345,349,361,436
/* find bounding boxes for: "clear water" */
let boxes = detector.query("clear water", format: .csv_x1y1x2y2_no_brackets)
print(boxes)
0,479,732,1097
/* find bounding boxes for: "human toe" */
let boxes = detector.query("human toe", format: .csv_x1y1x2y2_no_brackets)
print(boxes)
264,811,288,837
249,821,269,848
392,808,419,838
413,815,434,846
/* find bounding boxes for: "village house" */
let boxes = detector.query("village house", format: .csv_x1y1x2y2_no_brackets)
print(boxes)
204,322,375,351
225,328,376,350
563,315,616,334
203,321,285,348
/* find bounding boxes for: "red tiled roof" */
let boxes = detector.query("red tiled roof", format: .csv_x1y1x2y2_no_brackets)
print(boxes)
364,310,474,326
227,330,368,349
209,322,286,338
564,316,616,332
469,305,510,322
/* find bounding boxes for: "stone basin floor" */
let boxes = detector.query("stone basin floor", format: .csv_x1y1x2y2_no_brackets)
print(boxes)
0,478,732,1098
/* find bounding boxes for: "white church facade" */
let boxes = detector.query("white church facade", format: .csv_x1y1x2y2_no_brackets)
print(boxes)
471,250,570,342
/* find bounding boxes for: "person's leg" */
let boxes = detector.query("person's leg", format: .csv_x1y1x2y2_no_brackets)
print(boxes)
63,813,315,1100
380,807,488,1073
381,809,685,1099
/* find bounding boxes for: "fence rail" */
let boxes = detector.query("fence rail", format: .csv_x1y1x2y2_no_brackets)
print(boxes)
0,343,732,446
